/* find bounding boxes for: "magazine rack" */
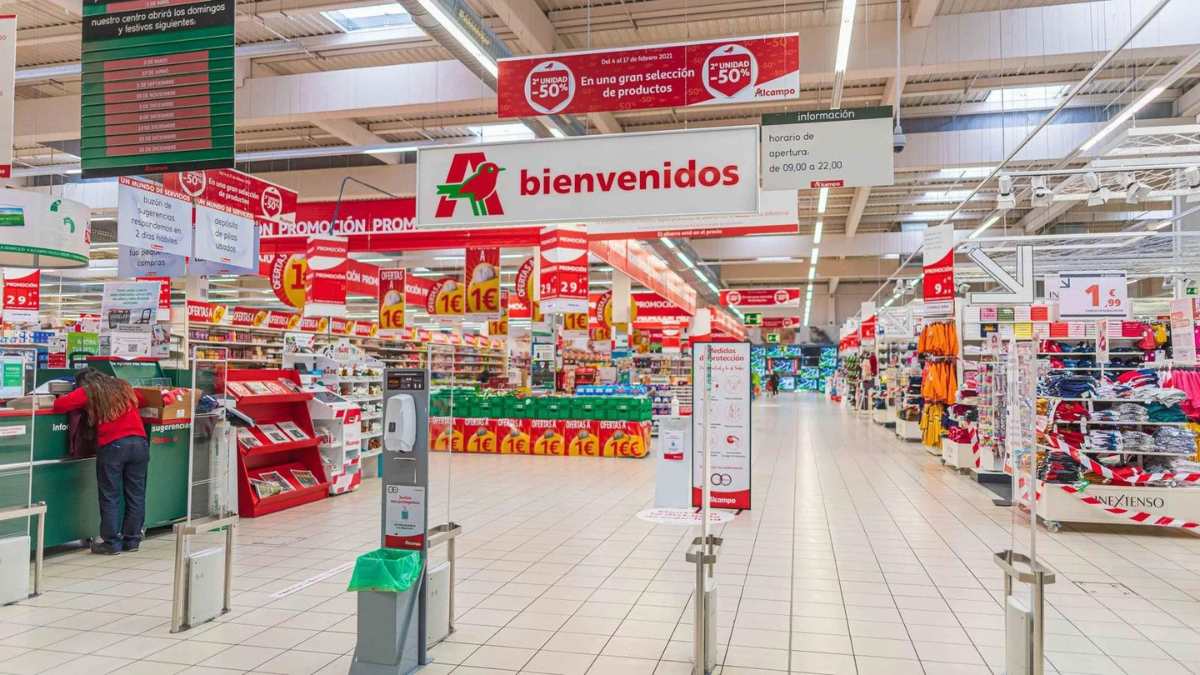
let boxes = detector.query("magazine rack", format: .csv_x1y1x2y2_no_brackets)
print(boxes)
222,369,329,517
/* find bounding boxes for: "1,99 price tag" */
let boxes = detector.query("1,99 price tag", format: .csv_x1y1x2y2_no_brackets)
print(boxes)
1057,271,1129,319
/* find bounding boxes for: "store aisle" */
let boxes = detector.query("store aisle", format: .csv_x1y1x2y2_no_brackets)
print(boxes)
5,396,1200,674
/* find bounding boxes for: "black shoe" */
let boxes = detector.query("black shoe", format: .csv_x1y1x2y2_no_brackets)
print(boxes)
90,540,120,555
124,541,140,553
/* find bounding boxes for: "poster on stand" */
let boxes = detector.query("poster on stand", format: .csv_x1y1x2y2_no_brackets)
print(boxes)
117,177,192,258
302,237,347,317
0,16,14,179
2,269,39,324
465,248,500,315
497,34,799,118
539,226,589,315
0,190,90,268
760,107,895,190
101,281,160,357
194,200,255,271
923,224,955,318
692,341,751,510
378,268,407,332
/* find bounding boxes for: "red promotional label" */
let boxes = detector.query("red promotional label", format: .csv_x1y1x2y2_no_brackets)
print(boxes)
266,310,300,330
719,288,801,308
344,259,378,297
3,270,40,322
354,320,378,337
274,198,417,239
186,300,216,323
230,306,268,327
163,168,297,223
378,268,407,331
860,316,877,341
406,274,434,307
330,317,353,335
299,316,325,333
761,316,802,329
538,226,588,313
259,252,307,308
498,34,799,117
465,248,501,315
510,257,541,320
922,224,955,317
304,236,347,312
426,277,464,315
134,276,171,313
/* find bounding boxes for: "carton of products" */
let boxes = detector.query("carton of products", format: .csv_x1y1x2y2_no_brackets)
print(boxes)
429,416,460,452
461,417,496,453
136,387,195,421
493,418,531,454
563,418,600,457
529,418,565,456
599,420,650,458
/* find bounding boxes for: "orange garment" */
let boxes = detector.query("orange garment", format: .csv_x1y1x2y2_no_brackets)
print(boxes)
917,321,958,357
921,361,958,404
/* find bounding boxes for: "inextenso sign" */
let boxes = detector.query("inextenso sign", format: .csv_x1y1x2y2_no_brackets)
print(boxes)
416,127,759,226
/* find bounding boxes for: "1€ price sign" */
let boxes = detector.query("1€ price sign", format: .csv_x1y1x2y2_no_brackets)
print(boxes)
1056,271,1129,319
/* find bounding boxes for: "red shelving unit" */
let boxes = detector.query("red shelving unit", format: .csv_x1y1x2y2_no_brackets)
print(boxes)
223,369,329,517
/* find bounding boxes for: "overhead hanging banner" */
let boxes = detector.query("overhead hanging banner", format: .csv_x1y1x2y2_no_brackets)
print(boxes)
497,34,799,118
378,268,407,333
719,288,801,308
194,200,255,271
923,224,955,318
1056,271,1130,319
0,190,91,268
118,245,186,278
465,247,501,315
692,341,751,510
0,16,14,179
80,0,236,178
303,237,347,317
426,276,464,316
761,316,802,329
2,269,39,324
117,177,192,258
163,168,297,225
344,259,379,297
282,198,417,240
760,106,895,190
259,252,307,308
417,127,759,227
587,190,798,240
538,225,589,314
509,257,540,320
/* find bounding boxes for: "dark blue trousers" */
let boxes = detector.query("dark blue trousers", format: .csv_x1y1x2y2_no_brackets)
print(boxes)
95,435,149,550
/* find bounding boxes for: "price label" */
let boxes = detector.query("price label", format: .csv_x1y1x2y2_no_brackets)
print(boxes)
1057,271,1129,319
563,312,589,332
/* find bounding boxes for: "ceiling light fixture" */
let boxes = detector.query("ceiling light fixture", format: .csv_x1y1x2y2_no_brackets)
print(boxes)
807,266,816,281
813,220,823,245
817,188,829,214
968,214,1000,240
1080,84,1168,152
810,248,820,266
833,0,858,73
416,0,498,77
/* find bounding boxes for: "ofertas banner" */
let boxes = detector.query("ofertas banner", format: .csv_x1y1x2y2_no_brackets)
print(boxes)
259,252,307,308
426,276,464,316
278,198,416,240
587,190,797,240
2,269,39,324
761,107,895,190
539,225,588,314
0,190,90,268
762,316,801,329
134,276,171,320
345,259,379,297
164,168,297,225
0,16,14,179
117,177,192,258
692,341,751,510
417,127,759,227
923,224,955,318
719,288,800,308
194,199,255,271
509,257,539,320
231,306,269,328
378,268,407,332
488,290,509,336
465,248,500,315
303,237,347,317
497,34,798,118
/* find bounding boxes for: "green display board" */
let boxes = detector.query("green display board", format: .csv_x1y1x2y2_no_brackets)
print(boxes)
80,0,235,178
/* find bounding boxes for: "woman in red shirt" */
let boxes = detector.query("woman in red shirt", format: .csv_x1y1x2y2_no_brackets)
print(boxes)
53,369,148,555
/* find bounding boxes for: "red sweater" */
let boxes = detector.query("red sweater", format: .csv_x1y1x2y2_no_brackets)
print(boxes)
53,387,147,447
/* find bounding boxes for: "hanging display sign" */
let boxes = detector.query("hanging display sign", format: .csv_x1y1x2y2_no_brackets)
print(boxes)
405,274,433,307
692,341,751,510
344,259,378,297
259,252,307,308
0,16,14,179
761,316,801,329
354,321,378,338
859,302,877,342
719,288,800,308
538,226,589,314
118,246,186,278
497,33,799,118
230,306,268,328
760,106,895,190
509,257,540,320
101,281,160,335
562,312,590,333
80,0,235,179
279,198,416,239
0,190,91,268
923,223,955,318
591,240,698,316
330,317,353,335
875,307,913,338
465,247,501,315
117,177,192,258
488,291,509,336
194,200,255,271
299,316,326,333
378,268,406,333
586,190,798,240
134,276,172,320
1171,299,1197,366
417,127,759,227
163,168,296,225
303,237,347,317
2,269,39,324
426,276,464,316
1055,271,1130,319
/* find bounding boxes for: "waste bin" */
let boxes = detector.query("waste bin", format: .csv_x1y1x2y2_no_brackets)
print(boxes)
349,549,425,675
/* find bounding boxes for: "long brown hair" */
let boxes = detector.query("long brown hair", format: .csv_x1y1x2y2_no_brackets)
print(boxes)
78,370,138,423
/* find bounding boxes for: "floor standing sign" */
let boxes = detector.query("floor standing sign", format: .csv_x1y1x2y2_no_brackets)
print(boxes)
692,341,751,510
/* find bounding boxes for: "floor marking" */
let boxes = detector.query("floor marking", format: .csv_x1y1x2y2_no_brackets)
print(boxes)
271,561,355,598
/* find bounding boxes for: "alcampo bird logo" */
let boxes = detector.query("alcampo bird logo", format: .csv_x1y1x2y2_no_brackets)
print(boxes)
435,161,505,216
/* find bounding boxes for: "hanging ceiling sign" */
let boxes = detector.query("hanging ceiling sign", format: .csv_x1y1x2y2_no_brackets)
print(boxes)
0,16,14,179
2,269,39,324
497,34,799,118
1055,271,1129,319
80,0,235,178
761,316,801,329
164,168,297,225
417,127,759,227
194,199,255,271
719,288,801,308
117,177,192,258
538,225,589,315
303,237,347,317
761,106,895,190
465,247,501,315
378,268,406,333
280,197,416,240
118,245,185,278
0,190,90,268
923,224,955,318
966,246,1035,306
586,190,798,241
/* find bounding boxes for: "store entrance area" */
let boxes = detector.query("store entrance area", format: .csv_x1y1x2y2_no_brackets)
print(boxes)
4,396,1198,675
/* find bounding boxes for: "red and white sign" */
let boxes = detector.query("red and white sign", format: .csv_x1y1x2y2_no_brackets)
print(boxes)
761,316,801,329
719,288,800,308
539,226,589,314
417,127,759,227
186,300,218,324
406,274,434,307
588,190,797,240
859,303,877,342
465,248,501,315
266,310,300,331
923,224,955,317
426,276,464,316
354,320,378,338
231,306,268,328
1056,272,1130,319
134,275,171,320
589,239,697,316
2,269,39,324
692,341,751,510
378,268,406,333
259,252,308,308
164,168,297,225
274,198,416,240
344,259,378,297
498,34,799,118
509,257,540,320
303,236,347,317
330,317,354,335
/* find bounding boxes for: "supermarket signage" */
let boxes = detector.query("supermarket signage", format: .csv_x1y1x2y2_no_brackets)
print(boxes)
0,190,91,268
761,316,801,329
922,223,955,317
417,127,759,227
80,0,235,178
303,237,347,317
742,312,762,326
966,245,1034,305
426,276,464,316
539,225,589,314
760,106,895,190
590,239,697,316
765,333,779,343
259,252,306,308
465,247,500,315
586,190,798,240
118,245,186,278
101,280,160,336
117,177,192,258
134,275,171,320
2,269,39,324
378,268,406,332
330,317,353,335
692,341,751,510
354,320,378,338
344,259,378,297
0,16,14,178
0,355,22,399
1056,271,1129,319
230,306,267,328
194,199,255,271
164,168,297,224
266,310,299,331
719,288,800,308
497,33,799,118
284,198,416,240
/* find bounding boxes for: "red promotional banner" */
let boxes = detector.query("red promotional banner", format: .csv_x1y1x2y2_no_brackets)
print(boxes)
923,224,955,317
277,198,417,240
538,225,589,314
860,315,877,341
259,252,307,308
509,257,540,320
761,316,802,329
164,168,297,223
230,306,268,328
378,268,407,332
303,236,347,316
186,300,218,324
354,321,378,338
465,247,500,315
498,34,799,118
299,316,326,333
719,288,801,308
589,239,697,316
426,277,464,316
406,274,434,307
266,310,300,331
345,259,378,297
330,317,354,335
2,269,39,324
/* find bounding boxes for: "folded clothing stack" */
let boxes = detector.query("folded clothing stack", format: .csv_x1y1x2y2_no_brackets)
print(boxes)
1154,426,1197,455
1121,431,1155,453
1088,430,1123,451
1147,402,1189,422
1092,403,1149,423
1040,452,1085,483
1132,387,1189,406
946,425,975,444
1041,374,1098,398
1053,402,1090,422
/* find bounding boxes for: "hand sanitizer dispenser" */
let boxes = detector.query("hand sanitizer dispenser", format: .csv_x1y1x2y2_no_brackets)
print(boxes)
384,394,416,453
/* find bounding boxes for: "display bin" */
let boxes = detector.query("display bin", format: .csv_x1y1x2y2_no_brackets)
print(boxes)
475,397,499,419
535,397,568,419
571,397,598,420
506,396,533,419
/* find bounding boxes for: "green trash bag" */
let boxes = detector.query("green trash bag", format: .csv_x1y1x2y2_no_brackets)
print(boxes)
347,549,423,593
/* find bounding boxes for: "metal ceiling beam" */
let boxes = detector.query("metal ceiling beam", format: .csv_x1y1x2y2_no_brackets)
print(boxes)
312,119,401,165
829,277,841,295
1179,81,1200,118
911,0,941,28
845,187,871,238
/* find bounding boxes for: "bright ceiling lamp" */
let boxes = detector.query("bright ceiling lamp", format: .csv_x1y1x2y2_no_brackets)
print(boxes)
813,220,823,244
833,0,858,74
968,214,1000,240
817,188,829,214
416,0,498,77
1081,84,1168,152
810,248,820,266
1148,218,1174,230
807,266,816,281
469,124,535,142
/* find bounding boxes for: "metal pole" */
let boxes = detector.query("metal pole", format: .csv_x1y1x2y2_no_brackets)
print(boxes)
447,536,457,635
171,523,187,632
33,505,44,596
223,523,235,612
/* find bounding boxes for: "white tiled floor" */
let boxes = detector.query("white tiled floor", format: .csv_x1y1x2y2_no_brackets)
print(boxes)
6,395,1200,674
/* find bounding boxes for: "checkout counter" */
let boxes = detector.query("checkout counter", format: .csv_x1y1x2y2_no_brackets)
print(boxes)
0,358,192,548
